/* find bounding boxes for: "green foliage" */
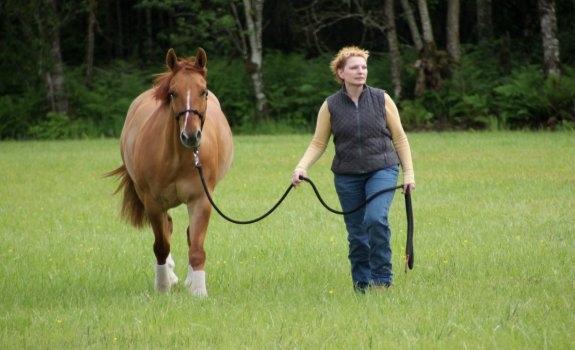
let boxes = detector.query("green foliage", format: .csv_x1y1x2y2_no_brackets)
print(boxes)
27,112,95,140
263,53,335,130
494,66,575,129
397,100,434,130
449,94,499,130
400,45,575,130
207,59,254,128
0,91,44,139
2,49,574,139
66,61,153,137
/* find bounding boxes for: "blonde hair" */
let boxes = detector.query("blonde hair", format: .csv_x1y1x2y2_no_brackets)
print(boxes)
329,46,370,84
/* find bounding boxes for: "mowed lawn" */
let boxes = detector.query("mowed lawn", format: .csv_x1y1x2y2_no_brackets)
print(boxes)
0,132,573,348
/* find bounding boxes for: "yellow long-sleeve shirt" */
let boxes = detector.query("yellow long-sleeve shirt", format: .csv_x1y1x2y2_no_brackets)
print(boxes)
295,93,415,185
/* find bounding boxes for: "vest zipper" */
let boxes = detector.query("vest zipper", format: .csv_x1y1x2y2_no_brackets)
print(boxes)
355,103,363,172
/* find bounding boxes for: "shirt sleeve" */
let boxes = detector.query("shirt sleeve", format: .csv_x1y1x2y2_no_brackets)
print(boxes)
385,93,415,185
295,101,331,171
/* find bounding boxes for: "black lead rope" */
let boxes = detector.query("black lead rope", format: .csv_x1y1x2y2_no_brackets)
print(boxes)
194,154,414,271
404,191,414,271
300,175,414,271
196,165,295,225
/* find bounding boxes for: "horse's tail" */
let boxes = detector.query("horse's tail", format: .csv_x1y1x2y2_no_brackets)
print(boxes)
105,165,148,228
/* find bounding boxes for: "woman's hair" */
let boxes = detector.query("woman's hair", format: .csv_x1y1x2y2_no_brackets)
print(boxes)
329,46,370,84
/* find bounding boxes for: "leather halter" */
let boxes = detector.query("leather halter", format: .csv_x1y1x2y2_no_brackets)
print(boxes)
175,108,205,129
174,92,208,130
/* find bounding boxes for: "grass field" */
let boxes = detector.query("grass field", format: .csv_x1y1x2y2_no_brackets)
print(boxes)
0,132,573,348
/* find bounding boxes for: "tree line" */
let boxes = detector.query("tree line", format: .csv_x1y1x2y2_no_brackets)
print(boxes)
1,0,574,139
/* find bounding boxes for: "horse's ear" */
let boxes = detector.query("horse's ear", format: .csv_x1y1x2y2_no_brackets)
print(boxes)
195,47,207,69
166,48,178,71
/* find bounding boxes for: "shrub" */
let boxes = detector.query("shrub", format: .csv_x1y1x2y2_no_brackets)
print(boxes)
493,66,575,129
398,100,434,130
66,61,153,137
0,91,44,139
27,112,97,140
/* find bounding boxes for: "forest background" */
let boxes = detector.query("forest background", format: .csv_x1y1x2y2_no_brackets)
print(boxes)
1,0,574,139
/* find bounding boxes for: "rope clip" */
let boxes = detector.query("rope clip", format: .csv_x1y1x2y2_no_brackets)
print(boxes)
193,149,201,168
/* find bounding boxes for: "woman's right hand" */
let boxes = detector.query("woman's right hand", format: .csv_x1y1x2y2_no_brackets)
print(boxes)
291,168,308,187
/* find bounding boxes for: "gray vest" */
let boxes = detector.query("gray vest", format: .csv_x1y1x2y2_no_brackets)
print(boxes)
327,86,399,174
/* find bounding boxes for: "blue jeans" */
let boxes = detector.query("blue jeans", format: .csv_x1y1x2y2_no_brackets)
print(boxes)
334,166,399,286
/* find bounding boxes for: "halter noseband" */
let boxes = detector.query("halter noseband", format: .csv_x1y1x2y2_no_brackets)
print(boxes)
175,108,206,129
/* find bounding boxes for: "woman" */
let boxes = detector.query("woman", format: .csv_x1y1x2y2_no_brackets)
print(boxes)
291,46,415,293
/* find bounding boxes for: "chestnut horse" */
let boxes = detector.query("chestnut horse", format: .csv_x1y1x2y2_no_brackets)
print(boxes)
107,48,233,296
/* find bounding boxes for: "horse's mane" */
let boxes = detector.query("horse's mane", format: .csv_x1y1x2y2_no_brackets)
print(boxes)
153,57,207,104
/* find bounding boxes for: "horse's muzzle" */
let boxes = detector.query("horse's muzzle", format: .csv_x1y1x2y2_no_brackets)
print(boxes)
180,130,201,149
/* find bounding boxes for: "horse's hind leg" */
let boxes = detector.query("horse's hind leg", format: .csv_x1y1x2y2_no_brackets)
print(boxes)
149,209,179,292
185,198,212,297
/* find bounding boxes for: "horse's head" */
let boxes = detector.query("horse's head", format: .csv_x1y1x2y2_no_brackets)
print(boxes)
157,48,208,150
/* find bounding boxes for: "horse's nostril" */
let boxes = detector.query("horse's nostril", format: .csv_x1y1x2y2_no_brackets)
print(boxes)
180,132,190,144
180,131,201,148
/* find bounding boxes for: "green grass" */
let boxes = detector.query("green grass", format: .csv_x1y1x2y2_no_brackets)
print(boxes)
0,132,573,349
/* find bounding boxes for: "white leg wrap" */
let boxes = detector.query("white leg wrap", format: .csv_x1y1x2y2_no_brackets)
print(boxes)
185,265,208,297
155,254,178,293
166,253,179,285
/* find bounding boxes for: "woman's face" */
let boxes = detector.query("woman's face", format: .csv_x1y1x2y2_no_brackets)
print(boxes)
338,56,368,86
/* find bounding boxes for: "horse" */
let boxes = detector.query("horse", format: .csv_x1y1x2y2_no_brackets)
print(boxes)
107,48,234,297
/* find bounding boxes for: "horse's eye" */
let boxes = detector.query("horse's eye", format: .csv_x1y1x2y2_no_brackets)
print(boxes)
169,91,176,99
201,90,208,98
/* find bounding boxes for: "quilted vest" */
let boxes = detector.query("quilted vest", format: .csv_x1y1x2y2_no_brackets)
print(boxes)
327,85,399,174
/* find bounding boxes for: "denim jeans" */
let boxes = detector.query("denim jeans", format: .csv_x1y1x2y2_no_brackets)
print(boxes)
334,165,399,286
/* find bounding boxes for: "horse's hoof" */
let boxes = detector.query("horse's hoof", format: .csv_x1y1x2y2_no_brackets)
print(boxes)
187,286,208,297
185,266,208,297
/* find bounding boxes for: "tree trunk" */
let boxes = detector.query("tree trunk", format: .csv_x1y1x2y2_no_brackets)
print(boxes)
384,0,402,99
446,0,460,63
538,0,561,77
399,0,423,51
85,0,97,85
417,0,434,45
476,0,493,42
243,0,268,121
414,0,443,98
45,0,69,115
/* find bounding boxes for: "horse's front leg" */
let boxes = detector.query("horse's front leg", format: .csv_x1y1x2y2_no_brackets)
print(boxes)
148,208,179,293
185,198,212,297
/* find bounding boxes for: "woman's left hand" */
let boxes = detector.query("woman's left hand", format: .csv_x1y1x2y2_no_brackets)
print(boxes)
403,183,415,194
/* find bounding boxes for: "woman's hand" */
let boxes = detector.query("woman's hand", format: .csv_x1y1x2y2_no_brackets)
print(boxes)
291,169,308,187
403,182,415,194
